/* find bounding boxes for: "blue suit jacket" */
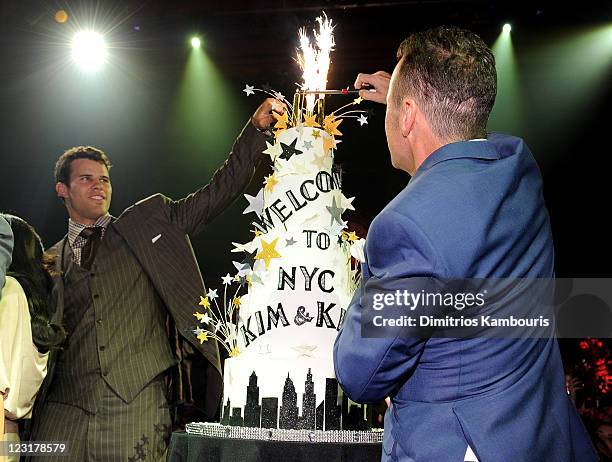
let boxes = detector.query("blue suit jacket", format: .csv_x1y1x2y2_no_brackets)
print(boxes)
334,134,596,461
0,216,13,293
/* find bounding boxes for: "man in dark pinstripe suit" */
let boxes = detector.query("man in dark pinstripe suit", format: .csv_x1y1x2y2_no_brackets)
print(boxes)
32,99,282,461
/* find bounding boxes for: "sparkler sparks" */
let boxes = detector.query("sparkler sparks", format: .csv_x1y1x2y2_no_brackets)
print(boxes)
296,14,335,114
242,13,369,129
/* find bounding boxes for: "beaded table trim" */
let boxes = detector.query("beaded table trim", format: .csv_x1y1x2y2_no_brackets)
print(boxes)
185,423,383,444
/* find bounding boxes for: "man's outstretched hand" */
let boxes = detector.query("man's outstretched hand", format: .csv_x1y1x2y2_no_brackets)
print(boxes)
354,71,391,105
251,98,287,130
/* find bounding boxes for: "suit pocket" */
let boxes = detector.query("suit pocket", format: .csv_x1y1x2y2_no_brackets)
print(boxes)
383,429,398,460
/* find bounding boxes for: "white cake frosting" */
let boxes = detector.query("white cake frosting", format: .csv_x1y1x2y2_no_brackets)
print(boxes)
221,125,369,430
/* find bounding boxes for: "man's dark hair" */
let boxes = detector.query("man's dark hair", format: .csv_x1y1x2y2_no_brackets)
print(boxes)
395,26,497,141
54,146,112,185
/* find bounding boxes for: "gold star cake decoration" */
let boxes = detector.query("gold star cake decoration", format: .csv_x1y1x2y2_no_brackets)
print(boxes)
341,230,359,242
198,296,211,309
229,346,241,357
303,113,321,128
323,135,335,153
347,231,358,242
273,110,289,129
193,311,207,322
255,237,282,269
264,172,279,192
193,327,209,344
323,115,343,136
273,111,289,138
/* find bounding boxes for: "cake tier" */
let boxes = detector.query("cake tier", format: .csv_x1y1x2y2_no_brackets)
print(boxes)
223,352,373,431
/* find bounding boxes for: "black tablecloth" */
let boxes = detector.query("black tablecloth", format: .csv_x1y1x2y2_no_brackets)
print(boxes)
167,431,382,462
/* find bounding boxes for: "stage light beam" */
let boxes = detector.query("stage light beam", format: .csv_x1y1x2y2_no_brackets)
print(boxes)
173,38,245,173
191,37,202,49
489,22,523,136
503,23,512,34
71,30,107,72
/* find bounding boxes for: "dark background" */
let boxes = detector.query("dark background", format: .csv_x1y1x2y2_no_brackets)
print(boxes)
0,0,610,282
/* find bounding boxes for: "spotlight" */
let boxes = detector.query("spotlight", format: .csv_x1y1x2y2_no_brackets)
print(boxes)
503,23,512,34
71,30,107,72
55,10,68,24
191,36,202,49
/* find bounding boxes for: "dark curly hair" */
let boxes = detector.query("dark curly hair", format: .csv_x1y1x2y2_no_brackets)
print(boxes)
2,214,66,351
54,146,112,185
394,26,497,141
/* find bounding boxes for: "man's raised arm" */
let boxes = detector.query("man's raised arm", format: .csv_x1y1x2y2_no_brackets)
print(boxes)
164,98,285,236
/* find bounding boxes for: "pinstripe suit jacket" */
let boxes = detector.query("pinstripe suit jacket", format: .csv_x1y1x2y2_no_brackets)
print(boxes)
40,121,267,420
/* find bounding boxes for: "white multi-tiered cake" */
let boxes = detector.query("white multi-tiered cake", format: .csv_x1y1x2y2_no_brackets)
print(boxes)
187,13,382,440
219,121,370,431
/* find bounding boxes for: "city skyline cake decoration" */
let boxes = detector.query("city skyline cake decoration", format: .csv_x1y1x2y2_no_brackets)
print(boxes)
219,368,373,432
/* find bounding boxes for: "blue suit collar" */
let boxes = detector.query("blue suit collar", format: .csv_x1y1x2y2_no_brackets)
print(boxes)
413,138,500,178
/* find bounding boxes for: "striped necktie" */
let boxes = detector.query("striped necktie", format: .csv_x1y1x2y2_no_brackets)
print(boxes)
79,226,102,270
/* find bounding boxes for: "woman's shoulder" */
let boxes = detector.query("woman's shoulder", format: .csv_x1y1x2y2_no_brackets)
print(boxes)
0,276,29,319
2,275,27,298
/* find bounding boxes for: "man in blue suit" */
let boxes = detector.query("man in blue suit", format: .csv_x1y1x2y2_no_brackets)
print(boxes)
0,215,13,293
334,27,596,461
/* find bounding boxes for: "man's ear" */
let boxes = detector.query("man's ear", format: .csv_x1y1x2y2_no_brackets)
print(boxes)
400,97,417,138
56,182,68,200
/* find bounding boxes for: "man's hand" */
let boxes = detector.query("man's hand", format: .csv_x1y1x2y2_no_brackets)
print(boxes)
251,98,287,130
354,71,391,105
